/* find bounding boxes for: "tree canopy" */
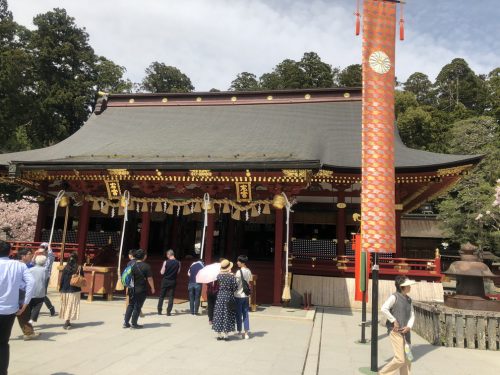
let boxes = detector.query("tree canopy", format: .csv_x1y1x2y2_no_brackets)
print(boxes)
141,62,194,93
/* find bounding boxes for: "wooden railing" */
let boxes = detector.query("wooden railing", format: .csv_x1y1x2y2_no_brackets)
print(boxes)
289,252,442,280
7,241,97,262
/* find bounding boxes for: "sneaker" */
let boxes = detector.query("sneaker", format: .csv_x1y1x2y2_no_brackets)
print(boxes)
244,333,250,340
23,332,41,341
28,319,34,325
166,313,172,316
130,324,143,329
139,311,145,318
122,323,131,329
63,321,71,330
157,310,162,315
49,307,56,317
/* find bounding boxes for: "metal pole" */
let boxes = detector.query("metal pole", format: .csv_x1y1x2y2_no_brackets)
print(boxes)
370,253,379,372
361,289,367,343
59,205,70,265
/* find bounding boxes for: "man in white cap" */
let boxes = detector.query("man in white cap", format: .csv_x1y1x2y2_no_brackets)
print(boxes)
34,243,56,316
379,275,416,375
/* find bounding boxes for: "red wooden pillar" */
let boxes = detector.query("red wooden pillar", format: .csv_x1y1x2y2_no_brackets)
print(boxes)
204,213,215,264
273,208,284,306
395,206,403,257
34,201,49,242
140,210,151,252
76,200,90,263
336,191,346,256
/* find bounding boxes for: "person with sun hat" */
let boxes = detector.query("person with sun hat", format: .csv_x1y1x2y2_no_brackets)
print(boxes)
212,259,238,341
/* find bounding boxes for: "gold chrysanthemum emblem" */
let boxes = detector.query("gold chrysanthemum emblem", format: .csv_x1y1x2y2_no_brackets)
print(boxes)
369,51,391,74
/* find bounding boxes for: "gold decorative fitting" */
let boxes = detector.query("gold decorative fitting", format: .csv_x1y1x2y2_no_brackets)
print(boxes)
304,94,311,100
272,194,286,210
314,170,334,178
437,164,473,177
196,97,202,102
352,213,362,222
189,170,212,177
59,196,69,207
395,204,403,210
245,169,251,177
128,99,135,104
230,96,237,102
282,169,311,180
104,180,121,199
107,169,129,177
23,170,48,181
161,98,168,103
266,95,273,101
336,202,347,209
235,182,252,203
343,92,351,98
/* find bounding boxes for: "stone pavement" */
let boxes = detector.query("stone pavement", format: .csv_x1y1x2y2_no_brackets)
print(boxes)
8,292,500,375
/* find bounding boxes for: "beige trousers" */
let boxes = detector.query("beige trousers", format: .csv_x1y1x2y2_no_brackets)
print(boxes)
379,331,411,375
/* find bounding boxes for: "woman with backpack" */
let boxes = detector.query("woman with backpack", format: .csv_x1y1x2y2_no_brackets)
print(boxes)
59,252,84,330
234,255,252,340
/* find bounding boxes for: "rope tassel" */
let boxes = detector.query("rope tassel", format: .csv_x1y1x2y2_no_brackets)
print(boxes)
355,0,361,36
399,3,405,41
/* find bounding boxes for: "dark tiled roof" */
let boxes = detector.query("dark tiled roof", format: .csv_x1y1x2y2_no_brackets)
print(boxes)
0,90,481,171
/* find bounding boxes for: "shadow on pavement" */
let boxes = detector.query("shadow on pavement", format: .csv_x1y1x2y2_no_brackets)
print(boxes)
411,343,439,361
249,331,268,338
141,322,171,328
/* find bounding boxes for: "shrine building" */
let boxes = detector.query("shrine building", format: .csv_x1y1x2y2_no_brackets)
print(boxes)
0,88,481,304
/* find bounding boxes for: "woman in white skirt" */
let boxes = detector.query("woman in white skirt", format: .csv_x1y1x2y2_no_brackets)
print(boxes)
59,252,83,329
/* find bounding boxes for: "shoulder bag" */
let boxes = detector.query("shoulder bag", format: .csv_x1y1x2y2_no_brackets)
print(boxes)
70,266,87,288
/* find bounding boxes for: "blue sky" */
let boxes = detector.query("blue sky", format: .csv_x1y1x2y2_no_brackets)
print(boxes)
9,0,500,90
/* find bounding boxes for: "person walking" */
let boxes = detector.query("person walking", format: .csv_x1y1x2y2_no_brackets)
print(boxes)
35,243,56,317
16,248,39,341
379,276,416,375
157,249,180,316
187,256,204,315
123,249,155,329
234,255,252,339
29,255,49,326
0,240,34,375
212,259,237,341
59,252,83,330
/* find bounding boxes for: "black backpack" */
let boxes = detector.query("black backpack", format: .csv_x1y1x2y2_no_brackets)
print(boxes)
240,269,251,296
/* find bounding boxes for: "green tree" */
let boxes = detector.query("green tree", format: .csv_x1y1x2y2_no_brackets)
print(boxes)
404,72,434,104
141,62,194,93
260,58,304,90
434,58,489,114
338,64,361,87
437,116,500,254
0,0,34,151
394,90,418,118
229,72,260,91
29,8,97,145
298,52,335,88
486,67,500,122
95,56,132,94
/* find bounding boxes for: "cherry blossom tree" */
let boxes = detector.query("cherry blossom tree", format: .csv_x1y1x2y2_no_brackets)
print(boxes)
0,196,38,241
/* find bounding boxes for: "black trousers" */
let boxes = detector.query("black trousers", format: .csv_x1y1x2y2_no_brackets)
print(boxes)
157,279,176,314
29,297,45,322
124,290,147,326
43,278,54,311
0,313,16,375
207,292,217,322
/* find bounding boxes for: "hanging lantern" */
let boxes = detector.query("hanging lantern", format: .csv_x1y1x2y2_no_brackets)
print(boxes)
223,203,231,214
251,205,259,217
166,204,174,215
272,194,286,209
141,202,149,212
263,204,271,215
92,200,100,211
59,196,70,207
155,202,163,212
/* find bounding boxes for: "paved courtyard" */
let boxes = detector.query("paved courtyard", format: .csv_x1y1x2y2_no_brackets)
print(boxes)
8,291,499,375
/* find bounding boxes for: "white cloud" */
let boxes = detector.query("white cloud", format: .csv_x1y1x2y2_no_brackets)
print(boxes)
9,0,500,91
